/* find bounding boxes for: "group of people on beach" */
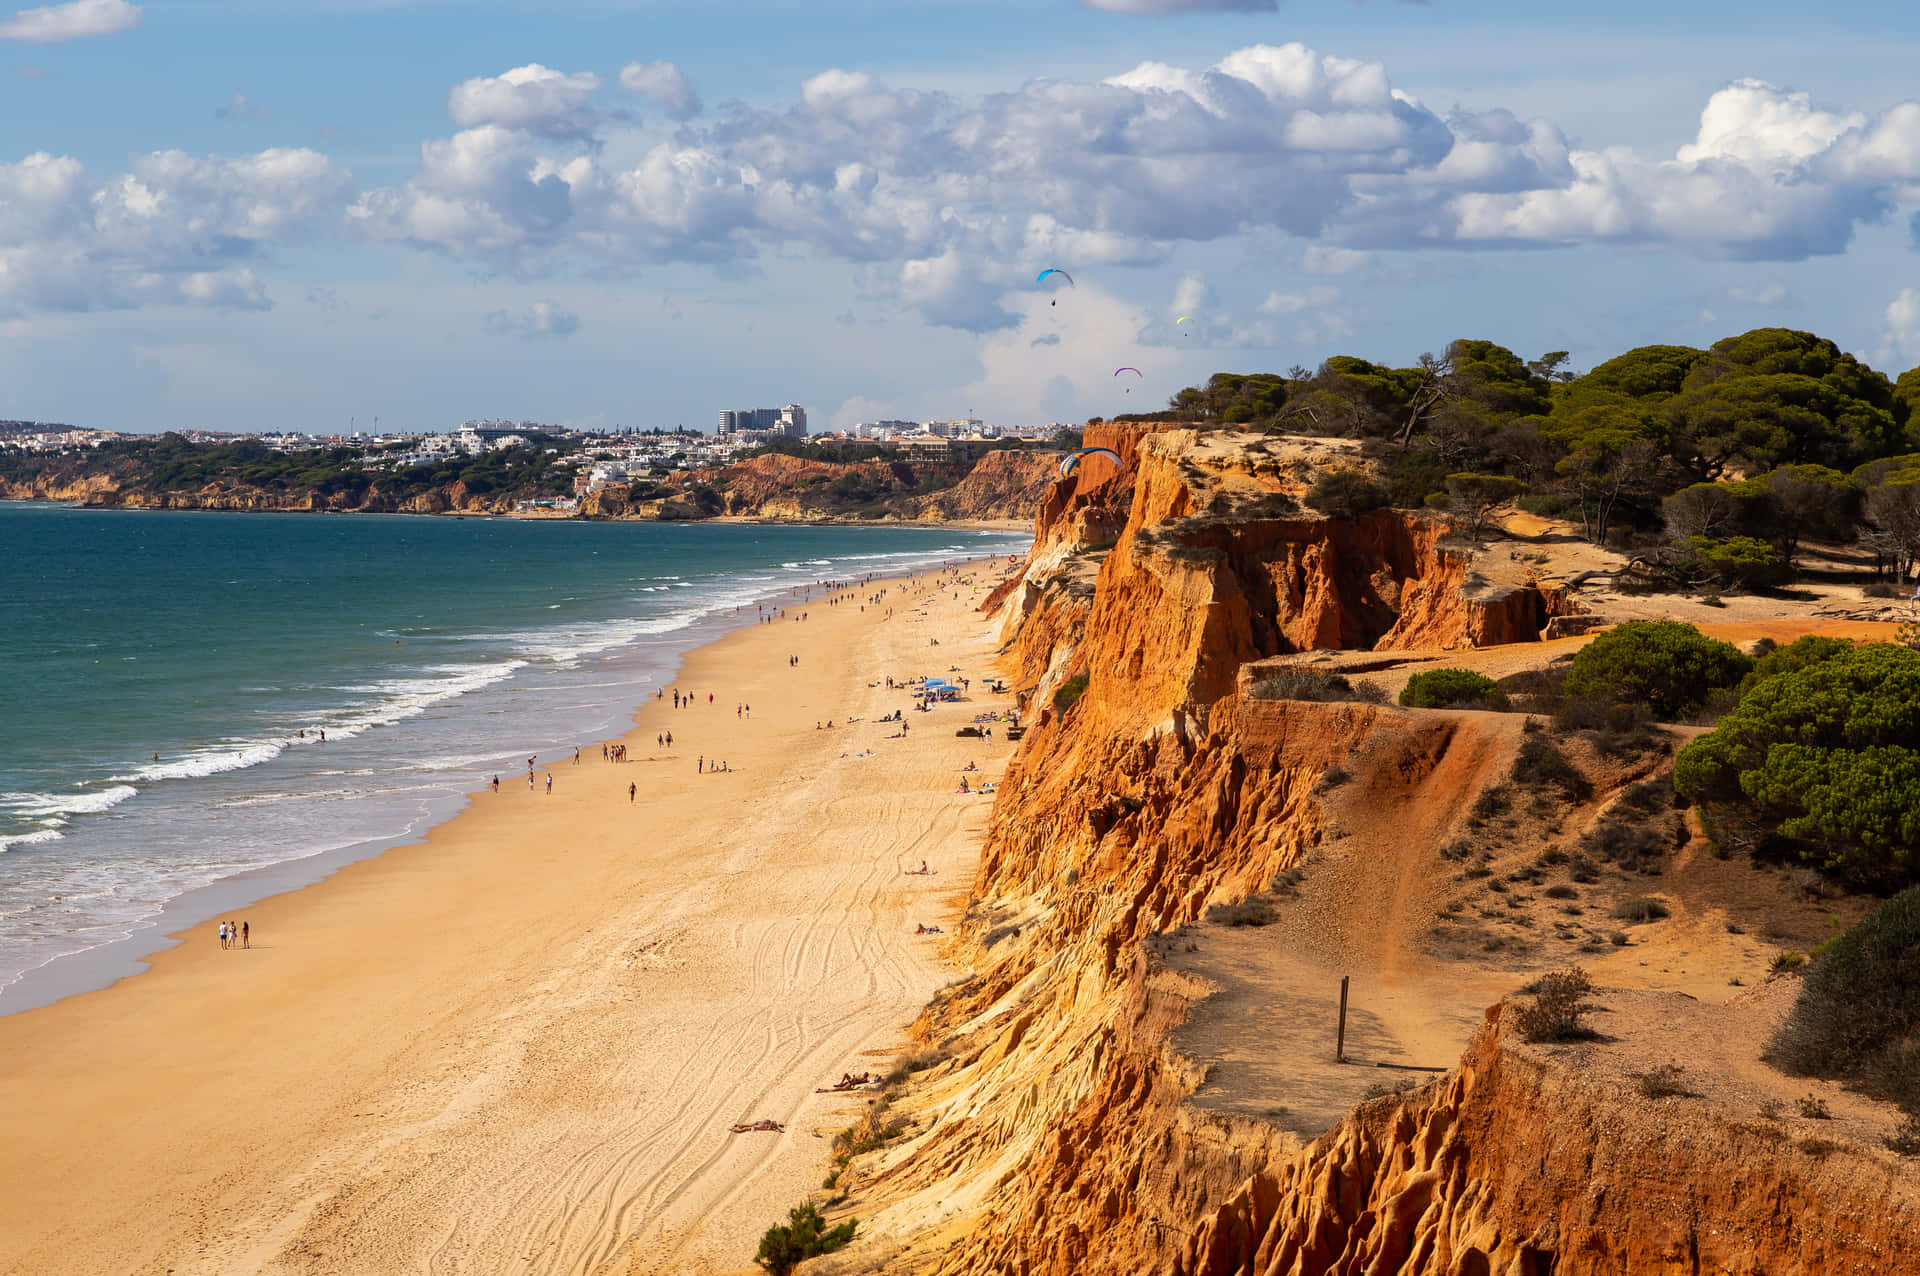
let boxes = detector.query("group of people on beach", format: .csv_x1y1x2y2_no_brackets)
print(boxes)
218,919,249,949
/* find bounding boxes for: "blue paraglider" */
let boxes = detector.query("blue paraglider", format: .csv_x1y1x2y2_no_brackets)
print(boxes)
1058,446,1123,480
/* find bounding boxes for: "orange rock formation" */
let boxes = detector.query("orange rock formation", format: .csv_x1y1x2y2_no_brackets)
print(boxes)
820,428,1916,1276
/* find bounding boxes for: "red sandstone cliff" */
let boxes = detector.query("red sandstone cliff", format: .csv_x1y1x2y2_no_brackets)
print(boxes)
812,428,1913,1276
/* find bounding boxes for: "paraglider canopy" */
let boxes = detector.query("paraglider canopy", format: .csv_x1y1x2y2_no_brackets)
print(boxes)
1059,446,1123,480
1113,367,1142,377
1037,268,1075,286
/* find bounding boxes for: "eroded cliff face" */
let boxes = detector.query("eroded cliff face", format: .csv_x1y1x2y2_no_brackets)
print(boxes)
819,428,1913,1276
998,429,1567,707
1180,1001,1920,1276
5,474,511,514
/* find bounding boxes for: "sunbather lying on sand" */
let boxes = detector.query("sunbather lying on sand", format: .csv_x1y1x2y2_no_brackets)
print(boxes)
729,1119,785,1133
914,924,944,935
815,1071,877,1092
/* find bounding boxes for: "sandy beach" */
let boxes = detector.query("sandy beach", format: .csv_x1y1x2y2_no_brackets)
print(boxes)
0,561,1018,1275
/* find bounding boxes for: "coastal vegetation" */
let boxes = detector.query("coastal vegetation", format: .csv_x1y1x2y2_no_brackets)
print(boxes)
1132,326,1920,590
755,1203,857,1275
1399,668,1501,709
0,431,584,504
1676,641,1920,885
1769,886,1920,1119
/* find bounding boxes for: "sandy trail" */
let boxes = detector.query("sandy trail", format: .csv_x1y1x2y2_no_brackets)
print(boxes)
0,564,1017,1276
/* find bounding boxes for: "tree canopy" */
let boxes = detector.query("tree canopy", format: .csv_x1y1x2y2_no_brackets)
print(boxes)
1563,620,1753,721
1675,642,1920,883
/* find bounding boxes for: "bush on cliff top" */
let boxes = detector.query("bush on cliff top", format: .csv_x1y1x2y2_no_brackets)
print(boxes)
1676,642,1920,884
1400,668,1502,710
756,1203,857,1275
1250,670,1353,702
1513,967,1597,1042
1563,620,1753,722
1768,886,1920,1115
1307,469,1391,521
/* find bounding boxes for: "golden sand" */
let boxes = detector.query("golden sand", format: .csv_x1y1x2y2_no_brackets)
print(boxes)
0,563,1018,1275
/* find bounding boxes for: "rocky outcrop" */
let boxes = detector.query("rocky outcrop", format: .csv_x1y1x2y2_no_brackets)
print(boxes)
1180,1000,1920,1276
1001,430,1569,712
900,448,1060,523
5,473,510,514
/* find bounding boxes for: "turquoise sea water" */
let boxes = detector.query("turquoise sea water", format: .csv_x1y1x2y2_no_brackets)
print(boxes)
0,503,1024,1009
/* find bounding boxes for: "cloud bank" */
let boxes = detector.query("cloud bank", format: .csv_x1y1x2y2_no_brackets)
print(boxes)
8,44,1920,331
0,0,139,44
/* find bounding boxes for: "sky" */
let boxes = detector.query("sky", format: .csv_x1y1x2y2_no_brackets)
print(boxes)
4,0,1920,434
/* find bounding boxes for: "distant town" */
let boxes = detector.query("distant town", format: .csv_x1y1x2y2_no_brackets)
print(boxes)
0,409,1076,513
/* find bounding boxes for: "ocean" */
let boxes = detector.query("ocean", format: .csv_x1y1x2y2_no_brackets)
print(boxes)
0,502,1025,1011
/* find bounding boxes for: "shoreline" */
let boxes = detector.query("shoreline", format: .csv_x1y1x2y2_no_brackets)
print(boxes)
0,509,1027,1015
0,494,1031,533
0,558,1020,1274
0,575,813,1018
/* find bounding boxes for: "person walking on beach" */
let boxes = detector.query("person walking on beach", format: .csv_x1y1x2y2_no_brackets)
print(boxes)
665,731,672,748
628,781,636,803
698,755,704,774
491,775,499,792
242,921,249,949
219,921,228,950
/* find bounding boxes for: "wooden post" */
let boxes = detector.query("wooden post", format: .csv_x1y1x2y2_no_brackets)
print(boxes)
1336,975,1350,1063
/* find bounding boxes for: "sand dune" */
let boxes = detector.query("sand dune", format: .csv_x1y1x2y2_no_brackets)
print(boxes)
0,564,1016,1275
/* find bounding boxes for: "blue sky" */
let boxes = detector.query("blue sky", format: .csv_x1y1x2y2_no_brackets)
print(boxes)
4,0,1920,433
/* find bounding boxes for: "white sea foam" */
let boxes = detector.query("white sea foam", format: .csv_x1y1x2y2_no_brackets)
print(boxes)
0,829,63,853
109,741,287,784
330,661,527,735
0,785,140,821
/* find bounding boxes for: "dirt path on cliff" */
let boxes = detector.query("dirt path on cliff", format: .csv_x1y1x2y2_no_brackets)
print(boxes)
1173,709,1525,1138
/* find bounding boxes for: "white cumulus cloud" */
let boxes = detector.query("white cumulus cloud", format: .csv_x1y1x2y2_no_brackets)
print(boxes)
618,60,701,121
0,0,139,44
448,64,602,140
0,146,350,317
1883,289,1920,370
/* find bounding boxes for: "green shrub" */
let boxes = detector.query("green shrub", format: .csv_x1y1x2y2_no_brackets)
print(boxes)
1400,668,1502,709
1675,643,1920,882
1307,469,1391,520
1743,634,1854,689
1517,493,1574,518
1564,620,1753,721
756,1203,858,1275
1052,671,1090,713
1767,887,1920,1115
1685,536,1797,590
